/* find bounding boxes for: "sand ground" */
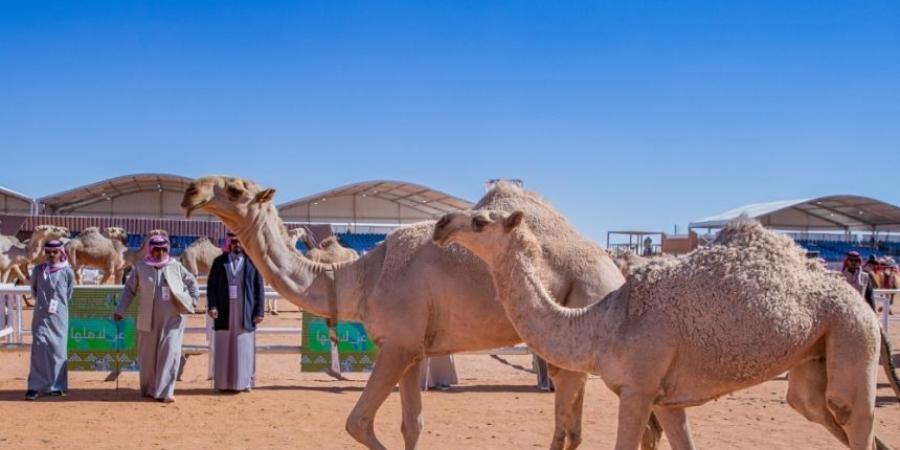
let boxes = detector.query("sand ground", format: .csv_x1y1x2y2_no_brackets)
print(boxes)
1,302,898,450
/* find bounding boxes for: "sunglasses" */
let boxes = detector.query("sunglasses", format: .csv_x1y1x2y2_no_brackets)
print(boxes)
44,250,60,255
151,247,169,252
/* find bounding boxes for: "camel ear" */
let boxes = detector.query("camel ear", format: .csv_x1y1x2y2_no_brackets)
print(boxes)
505,211,524,231
254,188,276,204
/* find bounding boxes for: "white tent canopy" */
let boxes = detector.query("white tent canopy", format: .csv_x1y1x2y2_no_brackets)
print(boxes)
37,173,215,219
0,185,33,215
278,180,473,225
689,195,900,232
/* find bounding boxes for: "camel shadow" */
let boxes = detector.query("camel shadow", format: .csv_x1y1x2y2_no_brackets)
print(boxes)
0,388,153,403
253,383,546,394
489,354,536,374
0,383,549,402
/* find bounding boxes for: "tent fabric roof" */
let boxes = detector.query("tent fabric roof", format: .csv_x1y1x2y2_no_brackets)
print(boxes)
277,180,473,224
0,185,32,202
0,185,35,216
31,175,472,224
38,173,195,215
689,195,900,231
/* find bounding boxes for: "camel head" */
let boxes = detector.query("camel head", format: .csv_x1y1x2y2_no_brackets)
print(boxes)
433,210,525,264
33,224,70,241
181,176,277,230
147,229,169,239
103,227,128,243
287,227,308,246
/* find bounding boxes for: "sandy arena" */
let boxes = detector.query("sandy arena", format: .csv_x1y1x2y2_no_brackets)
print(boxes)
1,302,898,450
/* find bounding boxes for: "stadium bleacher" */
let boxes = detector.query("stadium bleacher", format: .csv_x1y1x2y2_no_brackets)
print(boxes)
118,231,384,258
794,238,899,263
336,233,386,253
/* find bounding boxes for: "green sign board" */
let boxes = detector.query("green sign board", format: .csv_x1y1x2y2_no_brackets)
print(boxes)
67,287,139,371
301,313,377,373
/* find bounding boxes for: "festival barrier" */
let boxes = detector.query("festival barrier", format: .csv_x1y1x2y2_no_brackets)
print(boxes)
0,284,530,374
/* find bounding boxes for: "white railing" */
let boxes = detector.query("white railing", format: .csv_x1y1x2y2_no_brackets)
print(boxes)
874,289,899,333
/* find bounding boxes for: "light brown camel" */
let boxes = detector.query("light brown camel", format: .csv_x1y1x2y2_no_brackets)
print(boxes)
180,236,222,276
65,227,127,284
433,211,900,450
0,234,27,283
870,265,899,313
0,225,71,283
180,176,661,450
287,227,311,249
306,235,360,264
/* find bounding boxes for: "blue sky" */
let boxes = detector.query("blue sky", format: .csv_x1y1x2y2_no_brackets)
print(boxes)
2,1,899,243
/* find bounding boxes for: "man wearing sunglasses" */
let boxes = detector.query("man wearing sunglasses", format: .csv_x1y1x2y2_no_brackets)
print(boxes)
25,239,75,401
114,235,199,403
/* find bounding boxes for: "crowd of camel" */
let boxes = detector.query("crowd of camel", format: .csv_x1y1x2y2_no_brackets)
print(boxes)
0,220,358,297
176,175,899,450
1,175,899,449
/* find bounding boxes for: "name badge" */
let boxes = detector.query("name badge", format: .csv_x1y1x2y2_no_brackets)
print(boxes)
228,284,238,300
161,286,171,302
48,299,59,314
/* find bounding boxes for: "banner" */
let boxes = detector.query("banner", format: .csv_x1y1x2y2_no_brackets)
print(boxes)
301,313,377,373
67,286,139,371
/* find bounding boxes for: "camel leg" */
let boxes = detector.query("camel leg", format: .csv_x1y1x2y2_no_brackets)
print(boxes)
614,388,656,450
12,265,29,285
825,336,878,450
786,359,849,445
345,343,418,450
399,359,425,450
99,265,113,285
652,406,695,450
547,366,586,450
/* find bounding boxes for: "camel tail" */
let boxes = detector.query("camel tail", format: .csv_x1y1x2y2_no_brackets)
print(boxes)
881,329,900,403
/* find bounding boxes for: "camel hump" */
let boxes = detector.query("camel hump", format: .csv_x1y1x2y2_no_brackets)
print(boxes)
713,217,796,249
81,226,101,235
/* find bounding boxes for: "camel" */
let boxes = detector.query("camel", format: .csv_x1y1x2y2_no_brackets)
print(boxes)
180,176,661,450
288,226,360,263
65,227,127,285
287,227,311,249
265,228,359,315
306,235,360,264
0,225,71,283
433,211,900,450
869,263,898,313
180,236,222,276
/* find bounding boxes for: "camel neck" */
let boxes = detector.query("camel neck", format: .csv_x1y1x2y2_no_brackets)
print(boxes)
490,232,619,374
229,206,364,322
26,236,46,261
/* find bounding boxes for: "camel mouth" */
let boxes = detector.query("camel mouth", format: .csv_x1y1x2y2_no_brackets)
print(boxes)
433,234,455,248
181,199,210,218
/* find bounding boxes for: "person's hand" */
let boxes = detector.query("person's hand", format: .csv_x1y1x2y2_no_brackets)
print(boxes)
112,312,124,322
208,308,219,319
253,315,263,325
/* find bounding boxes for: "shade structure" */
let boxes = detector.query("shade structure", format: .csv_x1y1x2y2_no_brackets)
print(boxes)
689,195,900,232
37,173,215,220
278,180,473,225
